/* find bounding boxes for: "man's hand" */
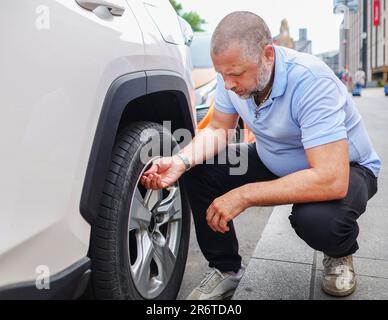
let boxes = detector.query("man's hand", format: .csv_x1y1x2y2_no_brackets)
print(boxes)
140,155,187,190
206,188,250,233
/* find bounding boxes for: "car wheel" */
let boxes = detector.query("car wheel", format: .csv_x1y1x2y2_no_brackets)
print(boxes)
90,121,191,300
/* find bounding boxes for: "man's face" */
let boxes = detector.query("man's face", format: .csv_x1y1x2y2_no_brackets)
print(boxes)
212,44,273,100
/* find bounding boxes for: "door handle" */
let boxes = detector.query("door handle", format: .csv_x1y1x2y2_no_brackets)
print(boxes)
76,0,125,16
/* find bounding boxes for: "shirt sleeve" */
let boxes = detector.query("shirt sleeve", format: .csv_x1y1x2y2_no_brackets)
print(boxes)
295,77,348,149
214,73,238,114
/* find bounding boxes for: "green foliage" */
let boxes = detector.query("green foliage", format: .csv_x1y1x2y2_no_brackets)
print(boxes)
169,0,206,32
169,0,183,15
181,11,206,32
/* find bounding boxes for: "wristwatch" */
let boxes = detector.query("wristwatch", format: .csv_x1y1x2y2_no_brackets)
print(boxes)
175,153,191,172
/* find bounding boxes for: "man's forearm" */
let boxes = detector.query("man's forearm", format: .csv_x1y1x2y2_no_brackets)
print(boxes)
241,168,349,207
179,126,231,168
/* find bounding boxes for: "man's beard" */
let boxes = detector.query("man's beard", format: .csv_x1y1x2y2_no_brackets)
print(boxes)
239,62,272,100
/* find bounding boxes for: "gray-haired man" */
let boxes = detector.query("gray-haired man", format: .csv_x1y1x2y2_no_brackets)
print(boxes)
141,12,380,300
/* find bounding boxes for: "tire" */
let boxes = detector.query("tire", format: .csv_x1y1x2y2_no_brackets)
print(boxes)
90,121,191,300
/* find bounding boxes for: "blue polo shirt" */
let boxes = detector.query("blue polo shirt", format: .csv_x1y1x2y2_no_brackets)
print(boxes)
215,45,381,177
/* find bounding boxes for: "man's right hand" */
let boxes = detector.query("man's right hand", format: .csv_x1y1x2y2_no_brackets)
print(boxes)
140,155,187,190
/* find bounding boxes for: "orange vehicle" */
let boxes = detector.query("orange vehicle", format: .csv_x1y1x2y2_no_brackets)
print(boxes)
190,32,255,143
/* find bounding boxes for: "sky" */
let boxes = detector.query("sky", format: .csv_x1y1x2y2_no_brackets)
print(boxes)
179,0,344,55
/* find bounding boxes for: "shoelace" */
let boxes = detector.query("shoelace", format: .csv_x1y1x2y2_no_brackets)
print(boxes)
323,256,350,268
323,256,352,275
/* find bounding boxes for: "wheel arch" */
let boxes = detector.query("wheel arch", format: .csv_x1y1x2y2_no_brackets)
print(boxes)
80,71,195,225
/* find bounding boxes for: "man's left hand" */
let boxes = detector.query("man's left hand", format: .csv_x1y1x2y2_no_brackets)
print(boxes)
206,188,250,233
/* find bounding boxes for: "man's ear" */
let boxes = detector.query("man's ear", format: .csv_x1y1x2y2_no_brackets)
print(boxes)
262,44,275,64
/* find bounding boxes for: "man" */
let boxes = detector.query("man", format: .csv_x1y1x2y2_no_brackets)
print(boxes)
140,12,380,299
354,68,366,88
339,67,351,91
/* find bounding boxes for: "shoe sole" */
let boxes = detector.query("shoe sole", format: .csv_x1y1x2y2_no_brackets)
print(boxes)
321,280,357,298
187,288,236,300
221,289,236,300
206,288,237,300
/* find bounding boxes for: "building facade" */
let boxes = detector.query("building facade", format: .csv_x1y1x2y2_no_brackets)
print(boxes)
342,0,388,85
316,51,340,74
368,0,388,84
273,19,295,49
294,28,312,54
273,20,313,54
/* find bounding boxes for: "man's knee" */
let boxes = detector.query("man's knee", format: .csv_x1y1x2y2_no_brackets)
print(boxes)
289,202,359,256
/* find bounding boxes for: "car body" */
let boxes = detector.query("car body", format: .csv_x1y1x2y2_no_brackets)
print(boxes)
0,0,195,300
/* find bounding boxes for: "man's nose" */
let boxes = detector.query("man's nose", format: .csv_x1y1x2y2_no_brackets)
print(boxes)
224,78,236,91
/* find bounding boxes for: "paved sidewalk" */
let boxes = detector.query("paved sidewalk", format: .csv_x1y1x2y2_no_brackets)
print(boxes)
233,88,388,300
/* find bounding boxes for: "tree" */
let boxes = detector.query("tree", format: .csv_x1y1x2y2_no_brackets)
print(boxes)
169,0,206,32
181,11,206,32
170,0,183,15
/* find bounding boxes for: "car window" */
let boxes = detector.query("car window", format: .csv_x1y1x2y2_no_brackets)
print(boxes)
190,33,213,68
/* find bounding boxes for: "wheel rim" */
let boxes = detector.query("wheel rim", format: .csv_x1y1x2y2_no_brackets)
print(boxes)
127,157,182,299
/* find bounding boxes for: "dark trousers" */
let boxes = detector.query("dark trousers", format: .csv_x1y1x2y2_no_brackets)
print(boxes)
181,143,378,272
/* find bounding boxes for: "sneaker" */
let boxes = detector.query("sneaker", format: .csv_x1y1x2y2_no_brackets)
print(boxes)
322,254,356,297
186,267,244,300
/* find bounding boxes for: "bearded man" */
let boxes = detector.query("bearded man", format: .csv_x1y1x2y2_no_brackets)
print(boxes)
141,11,380,300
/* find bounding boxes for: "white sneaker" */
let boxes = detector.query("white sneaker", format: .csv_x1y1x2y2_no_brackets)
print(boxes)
322,254,356,297
186,267,245,300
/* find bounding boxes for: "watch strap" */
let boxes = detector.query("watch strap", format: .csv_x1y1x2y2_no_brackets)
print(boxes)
175,153,191,172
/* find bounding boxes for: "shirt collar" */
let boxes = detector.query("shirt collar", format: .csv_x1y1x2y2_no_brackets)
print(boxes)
270,45,288,99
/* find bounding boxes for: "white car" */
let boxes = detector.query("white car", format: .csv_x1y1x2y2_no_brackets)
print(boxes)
0,0,196,300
